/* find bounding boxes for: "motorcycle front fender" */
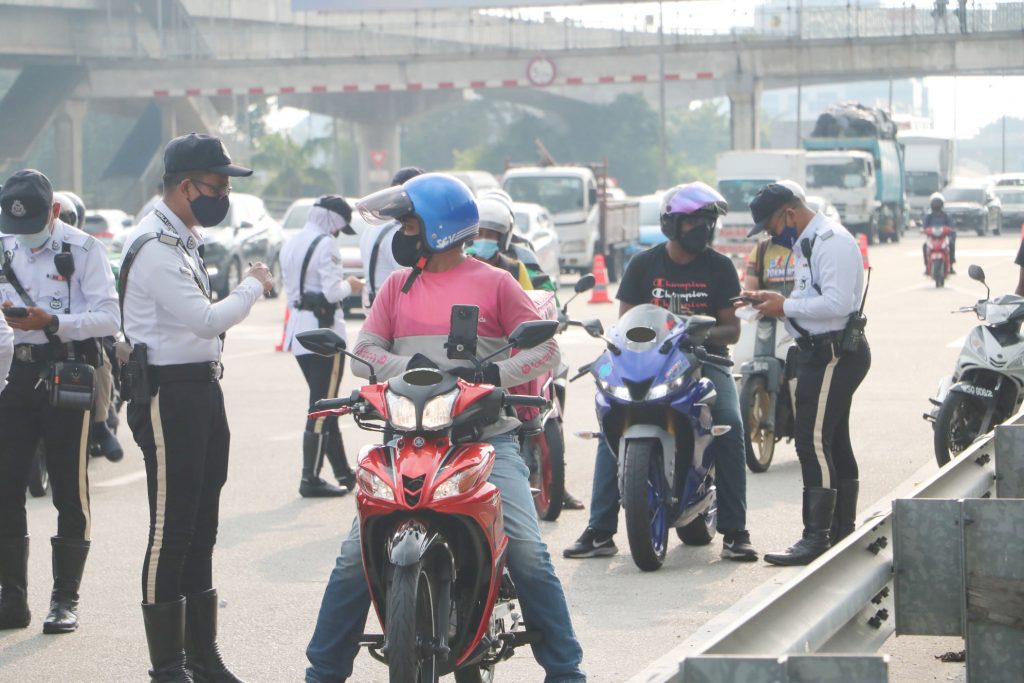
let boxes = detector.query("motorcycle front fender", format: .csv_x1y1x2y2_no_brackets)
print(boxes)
618,424,676,498
388,519,448,568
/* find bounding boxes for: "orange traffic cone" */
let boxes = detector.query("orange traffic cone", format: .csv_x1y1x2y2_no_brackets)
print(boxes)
275,306,290,352
857,234,870,270
589,254,612,304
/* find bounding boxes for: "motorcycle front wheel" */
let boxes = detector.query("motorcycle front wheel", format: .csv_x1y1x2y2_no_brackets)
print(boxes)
740,376,776,473
532,419,566,522
933,392,985,467
931,259,945,288
386,563,440,683
622,439,669,572
454,663,495,683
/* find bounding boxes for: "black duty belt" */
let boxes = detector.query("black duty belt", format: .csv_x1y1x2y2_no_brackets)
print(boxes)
149,362,223,384
795,331,844,352
13,342,96,365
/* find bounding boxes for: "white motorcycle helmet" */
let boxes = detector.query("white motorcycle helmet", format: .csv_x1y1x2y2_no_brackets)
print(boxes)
929,192,945,211
476,195,516,251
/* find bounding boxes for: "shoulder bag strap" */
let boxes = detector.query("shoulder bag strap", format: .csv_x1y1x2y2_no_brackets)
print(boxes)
117,232,171,339
299,234,329,300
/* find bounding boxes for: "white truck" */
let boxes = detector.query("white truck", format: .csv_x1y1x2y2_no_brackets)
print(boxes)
805,149,879,236
714,149,806,267
503,162,638,281
899,131,955,222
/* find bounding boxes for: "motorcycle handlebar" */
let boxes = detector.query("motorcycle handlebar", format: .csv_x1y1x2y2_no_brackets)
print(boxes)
694,348,734,367
313,390,361,411
504,395,550,409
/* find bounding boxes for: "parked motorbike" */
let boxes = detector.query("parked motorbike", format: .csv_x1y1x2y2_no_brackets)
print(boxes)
516,274,595,521
737,315,795,473
572,297,732,572
923,225,954,288
296,317,559,683
925,265,1024,466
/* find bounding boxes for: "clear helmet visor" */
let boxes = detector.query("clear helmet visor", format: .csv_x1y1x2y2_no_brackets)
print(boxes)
356,186,415,226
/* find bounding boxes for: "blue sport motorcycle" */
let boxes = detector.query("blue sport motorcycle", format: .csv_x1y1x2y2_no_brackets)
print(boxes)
572,303,733,571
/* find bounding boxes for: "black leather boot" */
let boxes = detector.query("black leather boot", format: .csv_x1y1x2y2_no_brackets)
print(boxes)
43,536,90,634
299,431,346,497
142,598,194,682
0,536,31,630
830,479,860,545
185,589,246,683
764,487,837,566
324,431,356,491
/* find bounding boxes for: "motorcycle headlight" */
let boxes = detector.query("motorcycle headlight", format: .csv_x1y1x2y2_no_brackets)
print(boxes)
356,469,395,501
968,329,986,357
598,379,632,401
434,453,492,500
648,374,688,400
385,392,417,431
421,390,458,431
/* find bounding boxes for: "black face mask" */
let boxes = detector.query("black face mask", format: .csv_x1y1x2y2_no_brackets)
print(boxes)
392,230,423,268
190,193,230,228
675,222,711,254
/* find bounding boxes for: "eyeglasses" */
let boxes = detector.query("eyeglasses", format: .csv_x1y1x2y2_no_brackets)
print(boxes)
190,178,232,198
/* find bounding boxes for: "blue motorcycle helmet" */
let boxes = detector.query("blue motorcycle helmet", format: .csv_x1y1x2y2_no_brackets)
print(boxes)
357,172,479,253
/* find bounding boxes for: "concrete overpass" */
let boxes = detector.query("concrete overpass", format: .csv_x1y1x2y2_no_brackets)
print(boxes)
1,0,1022,201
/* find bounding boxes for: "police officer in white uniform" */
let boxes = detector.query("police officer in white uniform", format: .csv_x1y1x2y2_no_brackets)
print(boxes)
0,170,119,635
120,133,272,683
280,195,363,497
358,166,423,309
743,181,870,566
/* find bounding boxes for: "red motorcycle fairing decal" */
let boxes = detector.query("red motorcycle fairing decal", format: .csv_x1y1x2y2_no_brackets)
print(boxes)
359,383,389,417
453,379,496,414
459,493,509,666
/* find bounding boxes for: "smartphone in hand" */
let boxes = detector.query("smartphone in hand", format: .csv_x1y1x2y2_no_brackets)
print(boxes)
729,296,761,306
2,307,28,318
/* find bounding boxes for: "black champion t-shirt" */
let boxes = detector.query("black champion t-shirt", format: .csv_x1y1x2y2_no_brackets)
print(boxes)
616,243,740,356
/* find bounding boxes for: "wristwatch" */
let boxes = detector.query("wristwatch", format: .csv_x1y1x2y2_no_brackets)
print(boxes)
45,315,60,335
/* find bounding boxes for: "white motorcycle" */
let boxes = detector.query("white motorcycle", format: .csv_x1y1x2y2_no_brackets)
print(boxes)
925,265,1024,466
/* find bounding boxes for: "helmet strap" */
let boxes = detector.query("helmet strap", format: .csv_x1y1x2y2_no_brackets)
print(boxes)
400,253,430,293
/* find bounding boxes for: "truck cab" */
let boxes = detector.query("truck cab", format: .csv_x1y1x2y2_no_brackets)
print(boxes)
806,150,877,235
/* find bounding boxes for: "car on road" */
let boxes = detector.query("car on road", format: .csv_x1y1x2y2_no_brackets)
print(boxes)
84,209,133,248
805,195,842,225
201,193,285,299
512,201,561,280
993,176,1024,232
281,197,365,317
942,182,1003,236
636,193,666,247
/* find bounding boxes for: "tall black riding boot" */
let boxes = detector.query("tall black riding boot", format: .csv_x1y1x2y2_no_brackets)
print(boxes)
185,589,247,683
142,598,194,682
323,430,356,491
299,431,346,498
43,536,90,634
830,479,860,545
764,487,837,566
0,536,31,630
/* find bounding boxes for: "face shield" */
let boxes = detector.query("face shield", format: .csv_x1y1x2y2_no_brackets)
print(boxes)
356,186,415,226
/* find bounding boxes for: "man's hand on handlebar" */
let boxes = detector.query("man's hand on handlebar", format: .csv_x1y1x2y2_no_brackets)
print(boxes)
450,364,501,386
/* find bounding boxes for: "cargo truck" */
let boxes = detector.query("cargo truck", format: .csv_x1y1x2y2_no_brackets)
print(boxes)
898,131,955,222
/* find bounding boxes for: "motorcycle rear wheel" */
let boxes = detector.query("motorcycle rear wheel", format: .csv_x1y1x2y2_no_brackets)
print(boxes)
622,439,669,572
933,392,984,467
386,563,440,683
533,419,566,522
739,376,776,473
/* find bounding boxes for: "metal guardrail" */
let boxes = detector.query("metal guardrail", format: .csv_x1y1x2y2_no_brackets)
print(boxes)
629,412,1023,683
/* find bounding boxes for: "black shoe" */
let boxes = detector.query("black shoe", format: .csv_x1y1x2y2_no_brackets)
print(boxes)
764,487,836,566
335,469,356,493
949,267,957,275
300,432,346,498
562,491,585,511
185,589,247,683
720,530,758,562
142,598,194,682
830,479,859,545
563,527,617,558
43,536,90,634
91,421,124,463
0,536,31,630
299,477,348,498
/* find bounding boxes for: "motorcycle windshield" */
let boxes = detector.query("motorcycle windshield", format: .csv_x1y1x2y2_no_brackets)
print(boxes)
614,304,681,351
596,305,691,400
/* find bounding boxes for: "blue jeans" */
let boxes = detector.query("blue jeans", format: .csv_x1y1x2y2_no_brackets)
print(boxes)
305,432,586,683
589,363,748,534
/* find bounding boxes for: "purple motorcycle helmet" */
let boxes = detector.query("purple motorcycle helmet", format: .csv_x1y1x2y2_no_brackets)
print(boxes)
660,181,729,241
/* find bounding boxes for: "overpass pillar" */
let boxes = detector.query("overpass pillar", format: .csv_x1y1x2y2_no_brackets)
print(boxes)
355,120,401,196
728,79,762,151
53,99,88,195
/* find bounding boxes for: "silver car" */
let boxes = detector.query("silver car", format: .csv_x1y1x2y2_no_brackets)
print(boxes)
512,201,561,280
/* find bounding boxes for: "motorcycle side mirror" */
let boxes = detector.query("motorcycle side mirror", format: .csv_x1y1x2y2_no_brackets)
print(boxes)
684,315,717,345
574,274,596,294
968,265,985,282
509,320,560,349
582,319,605,337
297,329,378,383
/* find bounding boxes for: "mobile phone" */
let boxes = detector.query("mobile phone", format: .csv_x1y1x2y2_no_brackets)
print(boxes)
2,307,28,318
730,296,761,306
445,305,479,360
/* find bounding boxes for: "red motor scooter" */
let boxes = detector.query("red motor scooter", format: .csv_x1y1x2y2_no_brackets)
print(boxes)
297,317,558,683
924,224,954,288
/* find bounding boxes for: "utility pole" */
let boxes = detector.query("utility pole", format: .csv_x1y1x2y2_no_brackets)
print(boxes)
657,0,668,190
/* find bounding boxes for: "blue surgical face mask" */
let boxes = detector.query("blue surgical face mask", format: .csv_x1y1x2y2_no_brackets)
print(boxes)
772,225,798,250
467,238,499,260
15,223,52,250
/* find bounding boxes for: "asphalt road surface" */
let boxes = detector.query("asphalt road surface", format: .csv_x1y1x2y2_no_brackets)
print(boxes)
5,232,1016,682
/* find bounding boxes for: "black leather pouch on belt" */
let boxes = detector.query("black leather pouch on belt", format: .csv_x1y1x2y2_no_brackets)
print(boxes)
118,342,152,405
299,292,337,328
48,361,96,411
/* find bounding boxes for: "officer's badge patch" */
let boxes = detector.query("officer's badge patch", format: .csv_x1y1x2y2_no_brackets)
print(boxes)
50,298,63,310
10,200,26,217
186,237,196,250
331,255,341,264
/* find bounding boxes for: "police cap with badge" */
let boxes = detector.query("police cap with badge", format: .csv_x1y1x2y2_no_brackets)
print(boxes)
0,169,54,235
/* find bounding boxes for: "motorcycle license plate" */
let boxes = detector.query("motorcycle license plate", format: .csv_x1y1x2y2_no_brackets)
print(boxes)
750,360,771,373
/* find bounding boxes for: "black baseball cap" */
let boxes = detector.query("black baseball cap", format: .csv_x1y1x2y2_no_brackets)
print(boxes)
0,169,54,235
164,133,253,177
314,194,355,235
391,166,425,186
747,180,806,237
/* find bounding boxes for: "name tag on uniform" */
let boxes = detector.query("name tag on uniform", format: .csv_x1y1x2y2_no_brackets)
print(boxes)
820,229,834,241
46,273,67,282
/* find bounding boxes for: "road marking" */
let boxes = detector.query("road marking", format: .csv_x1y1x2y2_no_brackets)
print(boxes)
93,470,147,488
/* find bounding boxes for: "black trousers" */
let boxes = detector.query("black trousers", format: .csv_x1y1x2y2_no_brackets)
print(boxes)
0,361,92,540
296,353,349,476
127,379,229,605
793,340,872,488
